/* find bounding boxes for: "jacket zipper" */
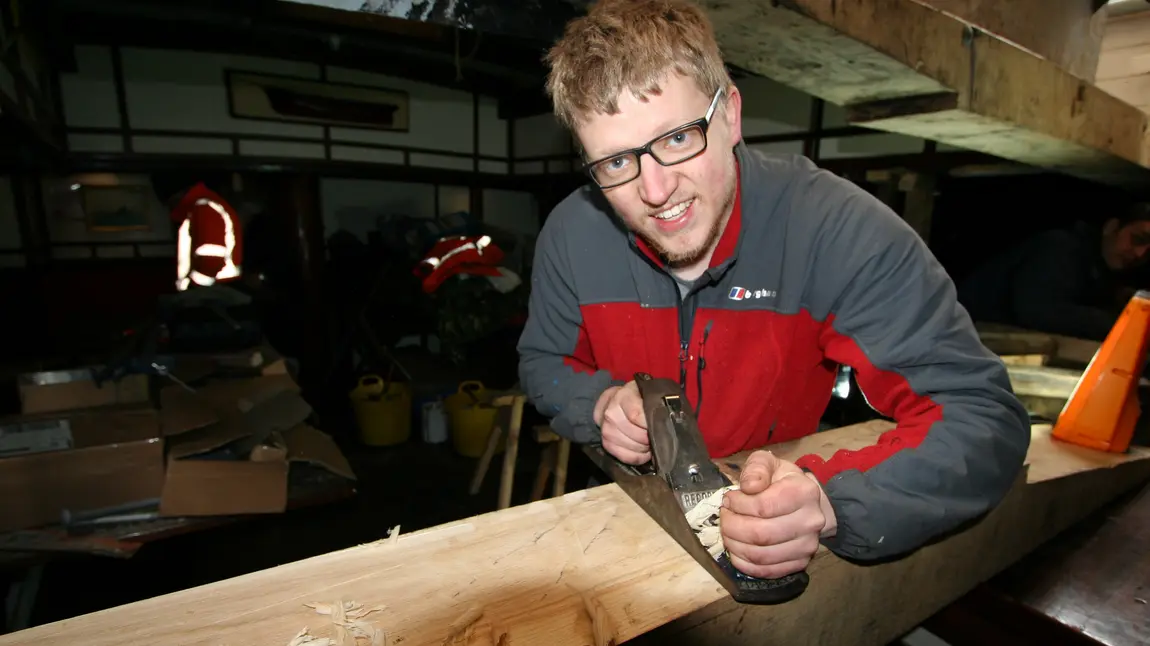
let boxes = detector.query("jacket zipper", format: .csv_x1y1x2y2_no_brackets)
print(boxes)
696,320,713,415
676,286,690,391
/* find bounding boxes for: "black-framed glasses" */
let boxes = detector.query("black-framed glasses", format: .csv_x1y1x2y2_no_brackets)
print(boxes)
582,87,724,189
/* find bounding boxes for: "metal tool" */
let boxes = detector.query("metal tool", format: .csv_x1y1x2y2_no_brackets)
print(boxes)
584,372,810,605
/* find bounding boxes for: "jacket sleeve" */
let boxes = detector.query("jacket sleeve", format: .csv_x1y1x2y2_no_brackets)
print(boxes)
792,175,1032,562
517,212,622,443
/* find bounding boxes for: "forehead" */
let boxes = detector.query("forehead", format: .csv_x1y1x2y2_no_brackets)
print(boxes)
1123,220,1150,235
575,75,711,159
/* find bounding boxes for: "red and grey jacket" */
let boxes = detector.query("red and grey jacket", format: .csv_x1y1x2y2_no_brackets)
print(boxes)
517,144,1030,561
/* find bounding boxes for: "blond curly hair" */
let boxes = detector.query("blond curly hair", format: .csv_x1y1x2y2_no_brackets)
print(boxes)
544,0,732,131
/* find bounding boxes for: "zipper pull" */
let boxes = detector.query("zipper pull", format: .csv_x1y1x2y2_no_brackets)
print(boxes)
679,341,689,390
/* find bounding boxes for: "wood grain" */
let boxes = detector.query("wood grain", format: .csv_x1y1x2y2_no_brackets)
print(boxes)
699,0,1150,187
5,421,1149,646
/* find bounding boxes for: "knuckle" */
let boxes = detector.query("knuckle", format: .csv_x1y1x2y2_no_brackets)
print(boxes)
749,521,779,547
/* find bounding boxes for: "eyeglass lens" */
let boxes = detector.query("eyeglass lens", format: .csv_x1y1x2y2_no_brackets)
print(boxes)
590,124,707,187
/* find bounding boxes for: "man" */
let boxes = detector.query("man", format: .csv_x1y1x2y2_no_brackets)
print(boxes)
957,206,1150,342
517,0,1030,580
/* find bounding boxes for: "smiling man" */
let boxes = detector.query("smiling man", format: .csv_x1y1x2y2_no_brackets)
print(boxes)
517,0,1030,579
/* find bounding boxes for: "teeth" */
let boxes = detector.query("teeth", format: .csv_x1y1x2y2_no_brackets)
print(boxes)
654,199,692,220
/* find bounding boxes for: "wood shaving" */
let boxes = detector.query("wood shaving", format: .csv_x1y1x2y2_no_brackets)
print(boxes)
293,600,386,646
386,525,401,545
442,605,484,644
288,627,334,646
685,485,739,560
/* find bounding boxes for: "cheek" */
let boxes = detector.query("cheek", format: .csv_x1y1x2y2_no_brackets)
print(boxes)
606,192,645,225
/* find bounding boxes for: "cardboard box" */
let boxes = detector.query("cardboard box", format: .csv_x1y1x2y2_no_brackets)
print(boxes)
17,368,150,415
164,345,290,385
0,407,165,533
0,372,354,532
156,375,355,517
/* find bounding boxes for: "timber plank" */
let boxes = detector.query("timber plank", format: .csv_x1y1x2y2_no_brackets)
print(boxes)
3,423,1148,646
700,0,1150,186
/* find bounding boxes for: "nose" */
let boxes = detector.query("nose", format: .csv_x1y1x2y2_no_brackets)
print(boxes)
637,155,675,206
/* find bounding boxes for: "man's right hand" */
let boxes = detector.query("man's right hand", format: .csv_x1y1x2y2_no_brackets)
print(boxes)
593,381,650,464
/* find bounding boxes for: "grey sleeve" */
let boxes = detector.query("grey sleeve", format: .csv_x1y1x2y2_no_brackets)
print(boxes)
794,176,1032,562
517,214,621,443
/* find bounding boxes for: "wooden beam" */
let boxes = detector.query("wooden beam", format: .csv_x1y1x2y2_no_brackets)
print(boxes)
701,0,1150,188
5,422,1149,646
916,1,1107,83
1097,11,1150,114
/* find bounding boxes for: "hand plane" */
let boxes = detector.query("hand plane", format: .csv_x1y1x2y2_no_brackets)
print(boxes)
583,373,809,605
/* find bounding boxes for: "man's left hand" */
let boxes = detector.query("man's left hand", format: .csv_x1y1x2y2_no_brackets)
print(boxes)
720,450,837,579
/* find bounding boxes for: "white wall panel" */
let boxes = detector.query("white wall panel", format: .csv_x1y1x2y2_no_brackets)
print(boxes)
67,133,124,153
59,45,120,128
478,95,508,158
239,140,326,158
330,146,406,165
120,48,324,137
132,136,232,155
326,66,474,154
514,113,571,159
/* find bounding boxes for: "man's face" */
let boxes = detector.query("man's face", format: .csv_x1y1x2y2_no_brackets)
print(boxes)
574,73,742,268
1103,219,1150,271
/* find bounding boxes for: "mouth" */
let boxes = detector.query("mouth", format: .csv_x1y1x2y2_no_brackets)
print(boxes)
650,198,695,233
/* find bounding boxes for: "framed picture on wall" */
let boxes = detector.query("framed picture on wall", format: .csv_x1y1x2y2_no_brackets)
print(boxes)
82,185,153,232
225,70,410,131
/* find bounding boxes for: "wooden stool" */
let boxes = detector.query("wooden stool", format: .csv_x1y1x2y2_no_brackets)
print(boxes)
468,392,525,510
530,426,571,502
467,395,573,510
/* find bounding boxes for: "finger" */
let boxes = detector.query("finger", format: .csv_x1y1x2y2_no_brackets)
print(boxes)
719,506,826,547
618,386,647,429
603,438,650,465
738,450,779,495
605,408,650,446
722,534,819,576
727,553,812,580
602,422,649,454
724,472,821,519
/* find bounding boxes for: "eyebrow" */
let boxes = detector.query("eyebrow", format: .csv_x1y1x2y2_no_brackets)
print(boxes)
591,116,695,161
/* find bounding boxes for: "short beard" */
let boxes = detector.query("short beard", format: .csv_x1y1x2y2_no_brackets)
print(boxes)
651,167,737,269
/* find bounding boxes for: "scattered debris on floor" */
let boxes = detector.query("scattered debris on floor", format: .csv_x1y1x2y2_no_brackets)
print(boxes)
685,484,739,559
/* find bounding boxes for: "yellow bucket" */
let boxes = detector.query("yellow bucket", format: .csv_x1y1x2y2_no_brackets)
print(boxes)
445,381,500,458
349,375,412,447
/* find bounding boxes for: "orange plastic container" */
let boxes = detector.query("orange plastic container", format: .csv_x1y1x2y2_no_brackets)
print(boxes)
1052,290,1150,453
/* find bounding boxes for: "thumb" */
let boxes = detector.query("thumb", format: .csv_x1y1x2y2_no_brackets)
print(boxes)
738,450,779,495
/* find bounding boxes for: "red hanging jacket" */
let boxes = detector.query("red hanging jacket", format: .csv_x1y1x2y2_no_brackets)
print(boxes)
171,182,243,291
414,235,504,293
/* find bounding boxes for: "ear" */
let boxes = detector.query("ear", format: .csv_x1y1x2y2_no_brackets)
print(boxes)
1104,217,1121,237
722,84,743,147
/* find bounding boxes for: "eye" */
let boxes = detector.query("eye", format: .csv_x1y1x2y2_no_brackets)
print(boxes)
665,130,692,147
601,156,631,175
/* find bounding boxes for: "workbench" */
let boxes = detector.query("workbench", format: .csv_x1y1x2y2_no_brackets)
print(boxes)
924,479,1150,646
0,419,1146,646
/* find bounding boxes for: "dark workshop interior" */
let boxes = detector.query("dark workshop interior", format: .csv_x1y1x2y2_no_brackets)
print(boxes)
2,1,1150,645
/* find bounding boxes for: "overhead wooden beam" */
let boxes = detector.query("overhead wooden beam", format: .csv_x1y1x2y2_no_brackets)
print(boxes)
700,0,1150,189
4,421,1149,646
916,1,1108,83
